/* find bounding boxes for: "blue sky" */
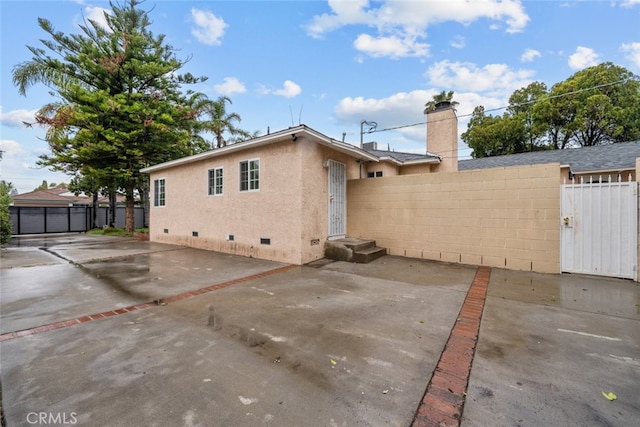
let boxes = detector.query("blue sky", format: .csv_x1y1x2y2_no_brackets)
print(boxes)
1,0,640,193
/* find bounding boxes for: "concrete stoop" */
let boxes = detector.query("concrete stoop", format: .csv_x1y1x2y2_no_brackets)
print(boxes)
324,238,386,263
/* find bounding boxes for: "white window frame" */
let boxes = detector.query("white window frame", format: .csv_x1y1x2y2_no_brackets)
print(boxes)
208,167,224,196
239,158,260,192
153,178,165,207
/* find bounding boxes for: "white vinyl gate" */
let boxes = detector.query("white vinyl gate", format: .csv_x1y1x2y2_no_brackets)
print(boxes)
560,176,638,280
328,160,346,238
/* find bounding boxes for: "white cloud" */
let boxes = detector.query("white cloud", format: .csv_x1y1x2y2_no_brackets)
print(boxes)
353,33,428,58
450,36,465,49
333,89,506,154
306,0,529,58
272,80,302,98
0,108,37,127
73,6,111,31
0,139,25,157
214,77,246,95
85,6,110,29
621,0,640,8
568,46,599,70
191,9,227,46
425,60,535,95
521,48,541,62
621,42,640,68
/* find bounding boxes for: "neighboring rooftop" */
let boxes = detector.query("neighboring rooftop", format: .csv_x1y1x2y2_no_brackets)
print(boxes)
11,188,124,205
362,142,441,165
459,141,640,173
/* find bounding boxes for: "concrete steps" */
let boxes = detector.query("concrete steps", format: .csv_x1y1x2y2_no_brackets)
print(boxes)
324,238,386,263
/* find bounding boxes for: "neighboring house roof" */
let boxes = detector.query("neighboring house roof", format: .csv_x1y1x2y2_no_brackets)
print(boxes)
363,142,441,166
11,189,122,205
141,124,380,174
11,190,79,204
459,141,640,174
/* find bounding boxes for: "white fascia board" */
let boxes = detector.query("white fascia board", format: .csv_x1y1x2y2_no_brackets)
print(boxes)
571,167,635,175
376,156,402,165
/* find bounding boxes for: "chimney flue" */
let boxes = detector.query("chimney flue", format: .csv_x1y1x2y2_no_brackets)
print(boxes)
426,103,458,172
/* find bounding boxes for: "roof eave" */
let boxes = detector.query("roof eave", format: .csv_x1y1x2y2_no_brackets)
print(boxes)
401,158,441,166
570,167,637,175
141,125,378,173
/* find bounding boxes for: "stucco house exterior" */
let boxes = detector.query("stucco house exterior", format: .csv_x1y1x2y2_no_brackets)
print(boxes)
140,124,442,265
142,103,639,280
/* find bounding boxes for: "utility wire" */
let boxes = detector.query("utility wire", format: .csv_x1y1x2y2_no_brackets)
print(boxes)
364,78,632,134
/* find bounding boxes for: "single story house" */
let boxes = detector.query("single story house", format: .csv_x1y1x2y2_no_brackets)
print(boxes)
140,121,447,265
142,105,639,280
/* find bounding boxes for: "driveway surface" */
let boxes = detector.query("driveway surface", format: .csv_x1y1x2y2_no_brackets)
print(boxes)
1,234,638,426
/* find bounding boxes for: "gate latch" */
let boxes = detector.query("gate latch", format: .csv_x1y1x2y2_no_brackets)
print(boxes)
562,216,572,227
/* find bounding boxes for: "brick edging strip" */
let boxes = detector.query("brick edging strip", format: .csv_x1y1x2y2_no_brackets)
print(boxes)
412,266,491,427
0,264,297,342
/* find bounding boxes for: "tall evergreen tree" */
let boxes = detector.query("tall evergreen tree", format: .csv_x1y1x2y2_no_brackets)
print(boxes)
13,0,209,233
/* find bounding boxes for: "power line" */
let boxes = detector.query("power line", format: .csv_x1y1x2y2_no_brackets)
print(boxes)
364,78,632,135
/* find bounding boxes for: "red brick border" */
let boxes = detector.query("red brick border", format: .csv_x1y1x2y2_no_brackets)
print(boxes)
412,266,491,427
0,264,297,342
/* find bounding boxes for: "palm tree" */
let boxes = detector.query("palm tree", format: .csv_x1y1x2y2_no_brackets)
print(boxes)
202,96,252,148
424,90,458,114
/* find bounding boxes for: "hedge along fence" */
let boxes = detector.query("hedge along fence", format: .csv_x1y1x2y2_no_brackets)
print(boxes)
347,163,561,274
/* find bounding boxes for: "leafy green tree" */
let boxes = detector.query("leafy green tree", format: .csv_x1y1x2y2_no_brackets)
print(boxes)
507,82,549,151
536,62,640,147
13,0,210,233
33,180,48,191
462,106,526,158
463,63,640,157
0,181,13,244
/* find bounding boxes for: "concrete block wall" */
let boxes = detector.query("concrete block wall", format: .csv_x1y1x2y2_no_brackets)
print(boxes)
347,163,562,274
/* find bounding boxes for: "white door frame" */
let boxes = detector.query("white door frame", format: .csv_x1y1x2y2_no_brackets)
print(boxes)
327,159,346,239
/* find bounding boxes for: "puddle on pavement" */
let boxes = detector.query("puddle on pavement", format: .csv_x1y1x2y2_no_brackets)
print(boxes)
489,269,640,319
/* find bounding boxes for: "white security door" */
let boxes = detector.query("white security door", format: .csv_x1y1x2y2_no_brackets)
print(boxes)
328,160,346,238
561,178,638,280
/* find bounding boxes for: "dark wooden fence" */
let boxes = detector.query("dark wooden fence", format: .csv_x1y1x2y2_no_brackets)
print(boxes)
9,206,147,235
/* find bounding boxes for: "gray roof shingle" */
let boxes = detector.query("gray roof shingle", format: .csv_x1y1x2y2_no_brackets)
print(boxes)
365,149,440,163
458,141,640,173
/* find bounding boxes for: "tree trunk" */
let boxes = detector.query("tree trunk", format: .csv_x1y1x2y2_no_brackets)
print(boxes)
137,178,149,229
109,188,117,227
92,192,99,229
125,184,135,235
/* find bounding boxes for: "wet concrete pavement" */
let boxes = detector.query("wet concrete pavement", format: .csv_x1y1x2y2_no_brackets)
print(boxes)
1,234,639,426
463,269,640,427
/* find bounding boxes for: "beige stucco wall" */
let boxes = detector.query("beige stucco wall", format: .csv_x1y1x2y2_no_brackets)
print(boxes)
426,107,458,172
347,163,561,273
364,160,435,178
399,163,435,175
365,161,398,178
147,136,363,265
148,140,304,264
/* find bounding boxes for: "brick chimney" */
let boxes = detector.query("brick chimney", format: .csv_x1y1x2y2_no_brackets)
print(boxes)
426,102,458,172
